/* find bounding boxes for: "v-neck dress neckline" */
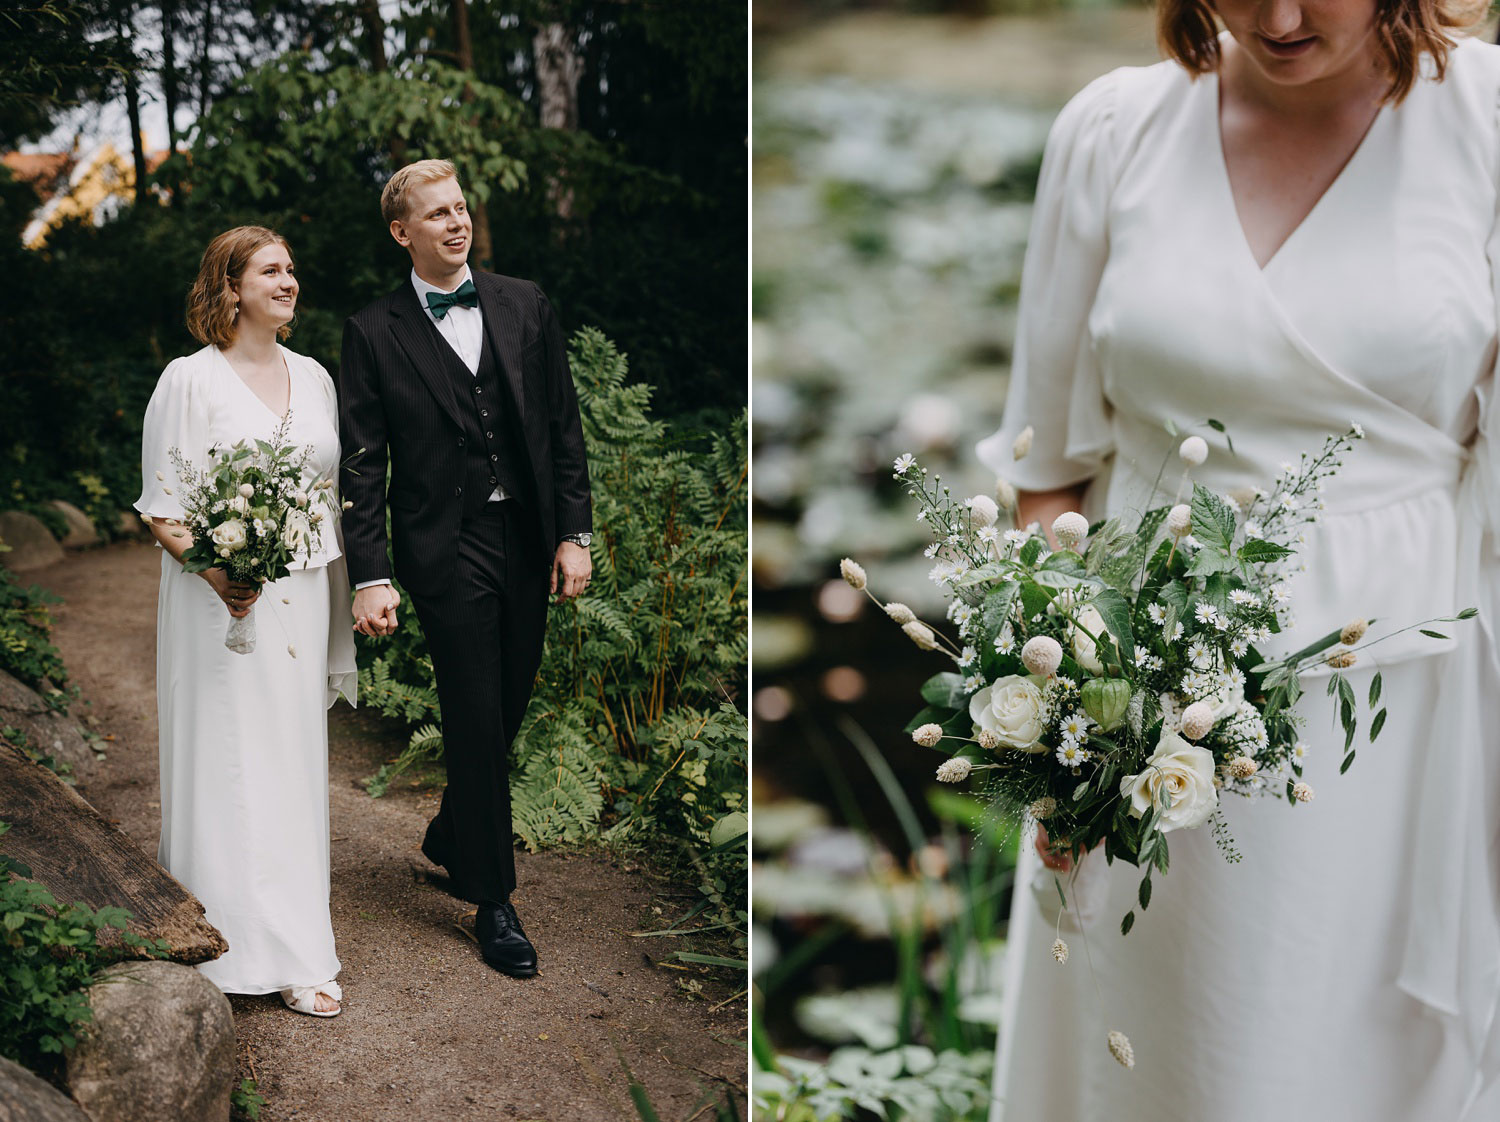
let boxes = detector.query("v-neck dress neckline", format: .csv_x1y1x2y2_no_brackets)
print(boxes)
1207,69,1391,276
217,345,295,423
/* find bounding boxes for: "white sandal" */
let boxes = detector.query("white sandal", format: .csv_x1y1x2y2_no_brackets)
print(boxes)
280,979,342,1017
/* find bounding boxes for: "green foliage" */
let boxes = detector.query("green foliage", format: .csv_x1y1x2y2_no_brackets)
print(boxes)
231,1077,267,1120
1,727,73,786
0,821,167,1082
0,563,70,703
753,1045,992,1122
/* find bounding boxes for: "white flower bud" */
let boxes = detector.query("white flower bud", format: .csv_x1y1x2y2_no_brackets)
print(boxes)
1340,619,1368,645
1012,425,1034,461
884,602,916,624
903,621,938,650
1052,939,1069,964
1028,795,1057,819
967,495,999,528
1179,436,1208,466
912,723,944,748
1108,1030,1135,1069
1180,701,1215,740
977,729,1002,752
995,478,1018,510
1166,504,1193,539
1021,635,1063,677
1327,648,1357,669
238,483,255,499
1229,756,1259,779
1052,511,1089,550
287,645,297,658
342,500,354,510
1293,782,1315,803
155,471,165,481
839,558,867,590
936,757,972,783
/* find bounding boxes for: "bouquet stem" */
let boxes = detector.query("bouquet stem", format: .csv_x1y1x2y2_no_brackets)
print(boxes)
225,604,256,655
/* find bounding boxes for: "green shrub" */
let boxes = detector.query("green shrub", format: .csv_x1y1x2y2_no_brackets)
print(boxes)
0,562,70,705
0,822,166,1083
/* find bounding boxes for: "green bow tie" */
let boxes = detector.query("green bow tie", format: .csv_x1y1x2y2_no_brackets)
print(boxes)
425,278,478,320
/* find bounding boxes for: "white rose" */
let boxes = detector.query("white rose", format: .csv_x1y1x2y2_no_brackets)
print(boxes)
1069,604,1107,674
969,674,1047,753
1119,730,1219,832
211,519,247,553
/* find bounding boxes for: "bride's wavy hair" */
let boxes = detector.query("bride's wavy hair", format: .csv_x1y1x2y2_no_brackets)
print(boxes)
1160,0,1487,103
186,226,295,349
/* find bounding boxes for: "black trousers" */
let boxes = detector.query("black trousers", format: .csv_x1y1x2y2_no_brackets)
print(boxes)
407,500,550,904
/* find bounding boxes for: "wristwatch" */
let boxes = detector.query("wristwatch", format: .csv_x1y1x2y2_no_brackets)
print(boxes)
562,532,593,548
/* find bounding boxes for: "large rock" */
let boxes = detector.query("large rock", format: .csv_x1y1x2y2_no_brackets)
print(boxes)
0,1057,91,1122
46,502,99,549
64,961,234,1122
0,669,94,774
0,512,64,572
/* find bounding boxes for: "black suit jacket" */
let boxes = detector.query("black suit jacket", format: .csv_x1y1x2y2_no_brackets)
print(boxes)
337,271,592,595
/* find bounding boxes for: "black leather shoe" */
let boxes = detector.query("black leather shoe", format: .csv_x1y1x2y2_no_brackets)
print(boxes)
475,902,538,978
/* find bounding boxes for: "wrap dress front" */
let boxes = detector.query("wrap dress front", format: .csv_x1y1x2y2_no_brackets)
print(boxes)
977,37,1500,1122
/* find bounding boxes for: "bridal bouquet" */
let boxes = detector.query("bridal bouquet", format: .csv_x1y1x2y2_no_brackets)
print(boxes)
846,423,1472,1060
160,414,342,654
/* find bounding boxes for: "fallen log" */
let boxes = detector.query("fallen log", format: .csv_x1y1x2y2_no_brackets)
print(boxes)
0,743,227,965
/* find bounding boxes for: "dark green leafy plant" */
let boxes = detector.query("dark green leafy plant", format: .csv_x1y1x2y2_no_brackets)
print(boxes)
0,561,71,705
0,821,167,1083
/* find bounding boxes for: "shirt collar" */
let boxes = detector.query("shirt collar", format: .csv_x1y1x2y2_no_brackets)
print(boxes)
410,264,475,306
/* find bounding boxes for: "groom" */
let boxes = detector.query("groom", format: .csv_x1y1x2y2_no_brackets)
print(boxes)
338,158,593,978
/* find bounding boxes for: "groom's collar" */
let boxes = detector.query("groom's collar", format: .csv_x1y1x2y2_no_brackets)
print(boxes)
410,264,474,303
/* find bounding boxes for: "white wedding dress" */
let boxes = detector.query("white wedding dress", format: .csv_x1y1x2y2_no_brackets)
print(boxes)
977,37,1500,1122
134,344,356,995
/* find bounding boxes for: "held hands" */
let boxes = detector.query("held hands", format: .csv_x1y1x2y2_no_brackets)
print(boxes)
201,570,261,619
1034,822,1073,873
352,584,401,637
551,541,592,602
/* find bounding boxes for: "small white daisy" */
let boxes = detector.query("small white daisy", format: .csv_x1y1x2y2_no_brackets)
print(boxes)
893,454,916,476
1194,603,1221,627
1169,621,1185,642
1271,584,1292,605
994,627,1016,655
1351,422,1365,439
1055,741,1088,767
1186,639,1213,666
1293,740,1309,761
1213,614,1230,632
1055,675,1078,691
976,525,1000,545
1279,493,1300,512
1148,603,1167,624
1230,636,1250,658
1004,529,1029,546
963,673,986,693
1139,653,1164,672
1059,711,1090,740
1229,590,1260,608
957,646,978,668
1243,520,1264,540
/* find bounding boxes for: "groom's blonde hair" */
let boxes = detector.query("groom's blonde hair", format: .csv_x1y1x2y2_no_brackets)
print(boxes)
381,159,460,225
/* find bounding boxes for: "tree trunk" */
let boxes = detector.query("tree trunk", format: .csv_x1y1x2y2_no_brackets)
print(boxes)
197,0,214,117
161,0,179,146
359,0,408,166
117,4,148,203
533,21,583,221
451,0,494,269
0,743,229,964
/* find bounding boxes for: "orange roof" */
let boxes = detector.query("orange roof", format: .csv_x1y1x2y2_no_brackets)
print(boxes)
3,152,72,199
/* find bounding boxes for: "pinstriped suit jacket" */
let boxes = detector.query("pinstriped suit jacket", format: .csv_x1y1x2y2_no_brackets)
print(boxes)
336,270,592,594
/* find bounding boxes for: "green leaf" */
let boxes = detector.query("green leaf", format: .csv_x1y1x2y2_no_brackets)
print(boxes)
1370,707,1387,742
1420,629,1449,640
1088,588,1136,666
1190,483,1237,555
1187,547,1237,577
1369,672,1383,708
903,705,960,736
980,581,1020,638
920,673,968,710
1018,537,1046,567
1121,910,1136,935
1340,752,1356,774
1138,876,1152,910
1236,539,1294,564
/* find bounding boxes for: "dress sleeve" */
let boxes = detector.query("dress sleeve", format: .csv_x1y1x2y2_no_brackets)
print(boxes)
133,357,206,522
975,71,1118,492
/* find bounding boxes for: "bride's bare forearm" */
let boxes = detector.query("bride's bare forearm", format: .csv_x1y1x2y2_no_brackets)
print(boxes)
1016,486,1088,545
147,518,195,565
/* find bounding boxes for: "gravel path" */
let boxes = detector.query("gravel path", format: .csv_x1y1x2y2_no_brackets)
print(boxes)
33,540,745,1121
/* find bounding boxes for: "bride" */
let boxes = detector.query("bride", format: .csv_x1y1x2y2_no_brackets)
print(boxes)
134,226,356,1017
978,0,1500,1117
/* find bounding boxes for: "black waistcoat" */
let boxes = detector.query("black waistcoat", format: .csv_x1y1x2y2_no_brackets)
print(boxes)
426,317,532,519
